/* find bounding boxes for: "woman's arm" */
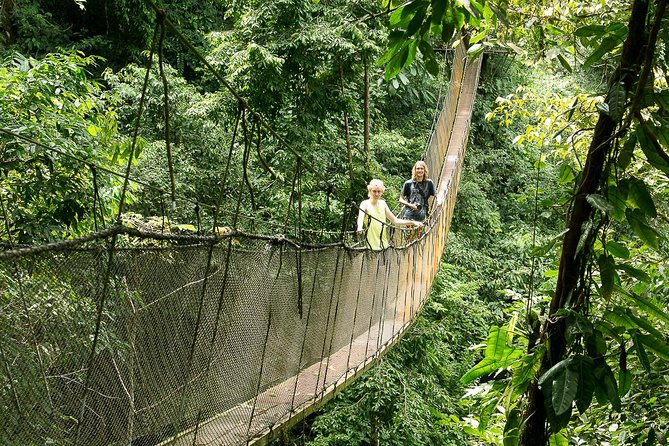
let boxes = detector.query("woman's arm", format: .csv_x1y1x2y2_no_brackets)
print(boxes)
384,202,421,227
357,201,367,231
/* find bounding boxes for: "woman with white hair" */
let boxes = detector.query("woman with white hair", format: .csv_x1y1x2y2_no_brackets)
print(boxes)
356,179,421,250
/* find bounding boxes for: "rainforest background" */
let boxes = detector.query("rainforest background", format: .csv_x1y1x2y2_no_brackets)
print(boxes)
1,0,669,445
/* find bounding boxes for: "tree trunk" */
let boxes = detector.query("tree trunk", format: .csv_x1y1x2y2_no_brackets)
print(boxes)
518,0,650,444
1,0,17,46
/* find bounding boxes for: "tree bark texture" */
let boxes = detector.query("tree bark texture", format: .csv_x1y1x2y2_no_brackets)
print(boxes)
519,1,650,444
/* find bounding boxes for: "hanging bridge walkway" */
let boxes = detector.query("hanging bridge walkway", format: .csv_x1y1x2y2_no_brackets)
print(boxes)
0,23,481,446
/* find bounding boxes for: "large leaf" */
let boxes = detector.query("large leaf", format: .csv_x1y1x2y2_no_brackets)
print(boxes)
638,333,669,361
543,380,572,433
607,82,626,122
597,254,616,299
636,123,669,176
606,241,629,259
405,8,427,37
626,177,657,218
626,310,664,339
551,365,579,415
548,431,569,446
583,36,620,69
574,24,607,37
594,362,621,411
616,263,650,282
632,331,651,372
586,193,615,215
618,134,636,170
431,0,447,24
572,355,595,414
625,208,659,250
566,313,593,344
511,346,545,394
585,329,608,357
461,326,524,384
503,407,521,446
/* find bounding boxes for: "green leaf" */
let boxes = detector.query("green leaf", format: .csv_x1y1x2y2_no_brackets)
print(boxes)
585,329,608,357
551,365,578,415
606,241,629,259
466,43,485,58
575,219,593,258
638,333,669,361
654,89,669,111
487,1,509,26
574,24,607,37
583,36,619,69
548,431,569,446
586,194,614,215
615,263,650,282
597,254,616,299
626,310,664,340
441,20,455,42
572,355,595,414
460,326,524,384
632,332,651,372
566,313,593,344
636,123,669,176
389,1,426,28
607,186,627,222
511,347,544,393
607,82,626,122
625,208,659,250
626,177,656,218
594,362,621,411
603,307,638,330
618,134,636,170
538,358,570,387
503,407,521,446
557,163,575,184
405,8,427,36
424,55,440,75
557,54,572,73
431,0,446,24
543,379,572,433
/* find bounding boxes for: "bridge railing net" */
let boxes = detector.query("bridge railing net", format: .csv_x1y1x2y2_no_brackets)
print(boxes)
0,43,479,446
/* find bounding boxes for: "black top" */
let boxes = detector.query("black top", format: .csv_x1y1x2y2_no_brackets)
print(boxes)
402,179,436,211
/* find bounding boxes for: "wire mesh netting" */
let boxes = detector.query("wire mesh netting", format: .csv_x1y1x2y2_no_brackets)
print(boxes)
0,45,480,446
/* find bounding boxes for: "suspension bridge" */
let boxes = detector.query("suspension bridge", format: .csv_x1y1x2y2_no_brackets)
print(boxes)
0,14,481,446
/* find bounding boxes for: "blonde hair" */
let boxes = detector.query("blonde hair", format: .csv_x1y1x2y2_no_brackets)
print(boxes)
412,160,429,181
367,179,385,198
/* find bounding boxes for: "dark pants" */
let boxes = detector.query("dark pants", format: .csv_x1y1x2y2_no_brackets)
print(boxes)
402,207,426,221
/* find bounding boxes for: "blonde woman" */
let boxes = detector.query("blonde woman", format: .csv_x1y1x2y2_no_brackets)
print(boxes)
398,160,436,221
357,179,421,250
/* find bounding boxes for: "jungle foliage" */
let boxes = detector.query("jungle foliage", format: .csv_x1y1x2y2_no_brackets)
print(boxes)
3,0,669,445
